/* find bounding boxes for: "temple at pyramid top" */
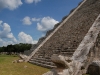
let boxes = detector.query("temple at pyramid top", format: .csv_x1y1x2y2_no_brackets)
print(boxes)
22,0,100,68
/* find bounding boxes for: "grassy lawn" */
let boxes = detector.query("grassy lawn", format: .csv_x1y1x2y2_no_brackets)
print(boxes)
0,55,49,75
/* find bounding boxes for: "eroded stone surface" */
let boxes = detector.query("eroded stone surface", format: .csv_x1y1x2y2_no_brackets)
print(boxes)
42,14,100,75
21,0,100,74
26,0,100,69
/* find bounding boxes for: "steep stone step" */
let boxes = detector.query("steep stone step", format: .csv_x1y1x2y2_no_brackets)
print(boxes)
29,59,56,68
27,0,100,68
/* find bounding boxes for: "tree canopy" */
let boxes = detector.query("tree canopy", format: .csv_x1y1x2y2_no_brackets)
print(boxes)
0,43,32,54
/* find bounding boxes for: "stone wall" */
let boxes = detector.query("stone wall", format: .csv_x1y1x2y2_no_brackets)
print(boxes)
42,14,100,75
28,0,100,68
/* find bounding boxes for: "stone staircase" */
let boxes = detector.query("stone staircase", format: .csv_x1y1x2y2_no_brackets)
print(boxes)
29,57,56,68
27,0,100,68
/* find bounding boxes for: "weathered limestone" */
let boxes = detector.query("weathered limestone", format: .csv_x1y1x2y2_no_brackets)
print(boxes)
20,0,100,69
42,14,100,75
43,54,82,75
21,0,100,74
19,54,28,61
25,0,87,62
51,54,73,75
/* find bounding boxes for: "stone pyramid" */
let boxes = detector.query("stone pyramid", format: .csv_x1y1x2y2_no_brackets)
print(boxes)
23,0,100,74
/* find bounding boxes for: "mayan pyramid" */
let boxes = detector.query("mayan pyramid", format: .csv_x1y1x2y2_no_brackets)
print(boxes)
23,0,100,71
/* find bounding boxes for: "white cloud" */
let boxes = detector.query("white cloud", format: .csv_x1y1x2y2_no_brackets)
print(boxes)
0,38,15,47
18,32,37,44
0,16,59,47
25,0,41,4
0,22,17,42
0,0,22,10
37,16,59,32
32,18,40,22
0,20,3,24
22,16,32,25
0,20,38,47
3,23,11,32
0,39,6,47
22,17,41,25
0,20,17,46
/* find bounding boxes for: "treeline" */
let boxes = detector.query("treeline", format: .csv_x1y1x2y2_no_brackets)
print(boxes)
0,43,32,55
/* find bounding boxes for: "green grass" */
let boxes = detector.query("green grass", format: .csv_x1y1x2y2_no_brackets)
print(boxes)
0,55,49,75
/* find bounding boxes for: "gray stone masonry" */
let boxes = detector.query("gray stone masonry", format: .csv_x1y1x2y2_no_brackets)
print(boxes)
24,0,100,69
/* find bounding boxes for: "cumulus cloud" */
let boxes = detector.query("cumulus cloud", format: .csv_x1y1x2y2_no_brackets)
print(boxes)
37,16,59,32
25,0,41,4
0,38,14,47
18,32,37,44
22,17,41,25
0,20,17,46
22,16,59,32
0,22,17,43
0,39,6,47
32,18,40,22
22,16,32,25
0,20,37,47
0,0,22,10
0,20,3,24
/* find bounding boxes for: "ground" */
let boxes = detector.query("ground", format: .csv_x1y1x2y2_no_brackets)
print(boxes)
0,55,49,75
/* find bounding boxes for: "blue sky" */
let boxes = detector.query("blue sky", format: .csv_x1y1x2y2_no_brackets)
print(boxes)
0,0,82,47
